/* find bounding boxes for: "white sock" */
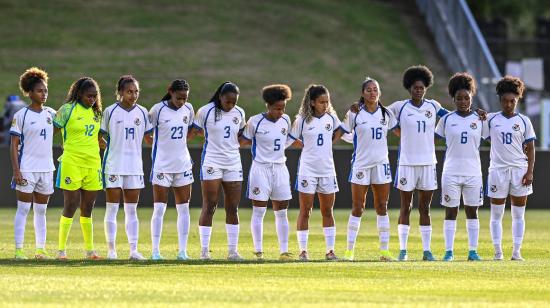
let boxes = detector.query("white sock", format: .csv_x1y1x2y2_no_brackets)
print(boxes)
443,220,457,251
104,202,119,251
176,203,190,254
490,203,505,253
377,215,390,251
14,201,31,249
274,209,289,253
419,225,432,252
297,230,309,252
33,203,47,249
323,226,336,253
346,215,361,251
151,202,167,254
199,226,212,251
226,224,240,254
466,219,480,251
124,203,139,253
251,206,267,253
511,205,526,254
397,224,410,251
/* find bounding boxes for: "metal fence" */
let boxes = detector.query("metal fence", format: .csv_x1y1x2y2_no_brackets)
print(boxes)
416,0,502,111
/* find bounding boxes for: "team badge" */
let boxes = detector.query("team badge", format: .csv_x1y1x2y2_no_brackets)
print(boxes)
425,110,433,118
47,117,52,124
512,124,520,131
65,177,72,184
206,167,214,175
20,179,28,186
156,173,165,180
233,117,240,124
109,175,118,182
183,116,188,124
93,115,100,123
399,177,407,185
11,118,16,127
252,187,260,195
325,123,332,131
134,118,141,126
380,119,387,125
444,195,451,202
490,185,497,193
281,128,287,135
356,171,364,179
470,122,477,129
301,180,308,188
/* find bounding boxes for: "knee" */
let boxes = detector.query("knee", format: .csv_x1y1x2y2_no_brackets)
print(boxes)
320,207,333,218
418,205,431,217
203,202,217,217
445,208,458,220
300,207,312,219
374,202,388,216
351,206,364,217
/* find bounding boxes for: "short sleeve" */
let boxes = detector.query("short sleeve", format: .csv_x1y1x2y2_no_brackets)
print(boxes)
434,116,445,138
238,107,246,130
142,106,153,134
387,109,398,130
53,103,73,128
148,104,159,128
100,107,110,134
243,116,256,140
332,113,346,133
185,103,195,128
431,100,449,117
523,115,537,143
387,101,404,118
193,105,206,130
290,116,303,140
341,110,354,133
9,110,23,136
482,113,497,140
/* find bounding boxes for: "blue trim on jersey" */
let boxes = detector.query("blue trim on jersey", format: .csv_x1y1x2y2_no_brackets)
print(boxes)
348,132,358,182
17,108,30,165
191,123,202,130
241,135,251,141
199,106,216,180
523,137,536,145
396,100,410,124
393,146,401,189
117,102,137,113
9,131,21,136
150,104,167,181
435,133,445,139
99,129,108,135
145,128,154,134
107,104,120,128
101,135,111,188
252,115,267,160
137,105,149,136
299,117,307,140
336,125,350,134
288,134,297,140
55,162,62,188
518,114,528,135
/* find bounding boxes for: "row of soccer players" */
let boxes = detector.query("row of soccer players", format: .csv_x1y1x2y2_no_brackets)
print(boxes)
10,65,535,261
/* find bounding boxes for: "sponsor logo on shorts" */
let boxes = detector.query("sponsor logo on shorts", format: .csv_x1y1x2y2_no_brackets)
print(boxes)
47,117,52,124
134,118,141,126
183,116,188,124
356,171,364,179
109,175,118,182
301,179,308,188
490,185,497,193
65,177,72,184
425,110,433,118
156,173,165,180
252,187,260,195
281,127,287,135
233,117,240,125
512,124,520,131
470,122,477,129
399,177,407,185
325,123,332,131
444,194,451,202
20,179,28,186
206,167,214,175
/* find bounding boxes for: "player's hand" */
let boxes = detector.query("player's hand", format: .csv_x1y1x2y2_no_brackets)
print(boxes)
522,171,533,186
99,137,107,150
476,108,487,121
13,170,24,185
349,102,361,113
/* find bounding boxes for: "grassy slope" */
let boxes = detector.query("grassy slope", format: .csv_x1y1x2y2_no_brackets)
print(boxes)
0,208,549,307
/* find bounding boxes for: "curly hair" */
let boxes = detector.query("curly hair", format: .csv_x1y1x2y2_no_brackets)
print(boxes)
448,72,477,97
116,74,139,101
262,84,292,105
19,67,48,95
402,65,434,90
297,84,336,123
65,77,103,116
496,75,525,98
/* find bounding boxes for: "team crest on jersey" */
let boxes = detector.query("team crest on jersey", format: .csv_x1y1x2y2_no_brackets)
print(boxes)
11,118,16,127
470,122,477,130
490,185,497,193
252,187,260,195
20,179,28,186
325,123,332,131
425,110,433,118
183,116,188,124
134,118,141,126
233,117,240,124
301,180,308,188
399,177,407,185
281,128,287,135
109,175,118,182
156,173,165,180
65,177,72,184
206,167,214,175
444,195,451,202
356,171,364,179
47,117,52,124
93,115,100,123
512,124,520,131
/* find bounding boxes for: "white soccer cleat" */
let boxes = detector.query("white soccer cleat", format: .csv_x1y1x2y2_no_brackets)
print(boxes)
107,250,118,260
493,250,504,261
129,251,146,261
227,251,244,261
511,252,525,261
200,249,211,261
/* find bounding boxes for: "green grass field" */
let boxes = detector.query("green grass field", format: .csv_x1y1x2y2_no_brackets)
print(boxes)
0,208,549,307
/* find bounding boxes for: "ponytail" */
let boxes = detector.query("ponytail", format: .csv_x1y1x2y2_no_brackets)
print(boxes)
207,81,240,121
162,79,189,102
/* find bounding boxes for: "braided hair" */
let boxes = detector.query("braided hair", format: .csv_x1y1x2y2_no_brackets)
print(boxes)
116,74,139,102
207,81,240,121
65,77,102,116
297,84,337,123
359,77,388,122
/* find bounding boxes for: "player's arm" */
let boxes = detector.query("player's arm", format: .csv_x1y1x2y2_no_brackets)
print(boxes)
9,134,23,185
98,133,107,150
523,140,535,185
143,132,153,145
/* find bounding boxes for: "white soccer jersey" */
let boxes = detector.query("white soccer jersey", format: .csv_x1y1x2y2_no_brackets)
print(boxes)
101,103,153,175
290,113,346,177
388,99,448,166
149,101,194,174
243,113,292,164
483,112,536,169
435,112,485,177
342,106,397,170
193,102,245,169
9,107,56,172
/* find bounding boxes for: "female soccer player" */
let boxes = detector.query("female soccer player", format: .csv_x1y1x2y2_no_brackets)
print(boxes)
484,76,536,261
435,73,484,261
10,67,56,260
341,78,397,261
387,65,449,261
149,79,195,260
240,84,294,261
101,75,152,260
191,82,245,260
54,77,104,260
290,84,347,261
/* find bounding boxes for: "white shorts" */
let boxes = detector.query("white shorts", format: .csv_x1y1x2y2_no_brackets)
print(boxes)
200,165,243,182
349,163,392,185
441,174,483,207
105,174,144,189
247,162,291,201
152,170,194,187
487,166,533,198
395,165,438,191
296,175,339,194
13,171,54,195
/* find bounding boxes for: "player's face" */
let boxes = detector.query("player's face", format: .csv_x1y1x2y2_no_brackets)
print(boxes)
362,82,380,105
220,92,239,112
453,89,472,113
28,81,48,105
80,87,98,107
500,92,519,115
409,80,426,102
311,94,329,116
170,90,188,108
120,82,139,105
267,100,286,120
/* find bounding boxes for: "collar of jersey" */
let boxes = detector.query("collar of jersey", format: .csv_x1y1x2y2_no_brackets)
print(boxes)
117,102,138,112
262,112,280,123
163,101,181,111
312,112,326,119
361,105,379,114
25,105,45,114
454,110,474,118
77,101,92,109
408,98,425,109
500,111,518,119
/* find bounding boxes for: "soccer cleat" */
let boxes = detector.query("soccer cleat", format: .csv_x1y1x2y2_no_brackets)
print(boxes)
15,248,28,260
298,251,309,261
129,251,146,261
442,250,454,262
151,252,164,261
86,251,103,260
493,251,504,261
106,249,118,260
422,250,436,261
398,249,408,261
511,252,525,261
34,248,53,260
344,249,354,261
253,251,264,261
379,250,396,262
279,252,293,261
56,250,68,261
176,251,190,261
325,250,338,261
227,252,244,261
200,249,211,261
467,250,482,261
